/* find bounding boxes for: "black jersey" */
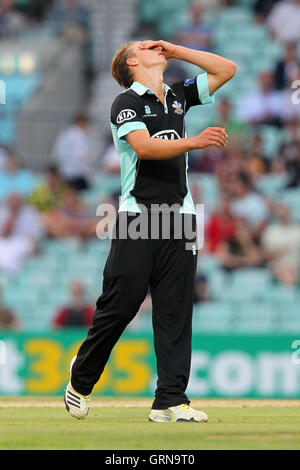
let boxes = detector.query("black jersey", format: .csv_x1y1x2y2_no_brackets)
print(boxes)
110,73,215,213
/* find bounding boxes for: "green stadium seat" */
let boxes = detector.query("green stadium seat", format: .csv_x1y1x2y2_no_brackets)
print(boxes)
259,126,284,159
41,239,81,255
195,174,220,210
256,174,288,197
192,301,232,332
221,269,273,301
208,271,230,300
229,300,281,332
218,7,253,26
260,285,298,302
278,319,300,333
197,254,219,273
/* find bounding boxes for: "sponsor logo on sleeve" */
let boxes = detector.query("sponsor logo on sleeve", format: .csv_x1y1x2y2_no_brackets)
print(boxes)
116,109,137,124
184,78,195,86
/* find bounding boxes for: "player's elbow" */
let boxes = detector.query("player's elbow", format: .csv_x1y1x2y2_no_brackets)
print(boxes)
136,148,147,159
136,144,152,160
218,61,237,88
138,152,153,160
226,61,237,80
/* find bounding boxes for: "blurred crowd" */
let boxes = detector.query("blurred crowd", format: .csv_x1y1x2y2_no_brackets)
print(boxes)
165,0,300,300
1,0,300,330
0,0,90,41
0,0,93,84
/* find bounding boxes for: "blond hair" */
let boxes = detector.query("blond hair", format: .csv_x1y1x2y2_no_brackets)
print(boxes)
111,41,137,89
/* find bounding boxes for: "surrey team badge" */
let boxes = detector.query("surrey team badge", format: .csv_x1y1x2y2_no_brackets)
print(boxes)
172,101,183,115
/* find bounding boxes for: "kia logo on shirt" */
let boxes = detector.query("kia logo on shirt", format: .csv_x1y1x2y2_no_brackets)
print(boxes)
117,109,137,124
152,130,180,140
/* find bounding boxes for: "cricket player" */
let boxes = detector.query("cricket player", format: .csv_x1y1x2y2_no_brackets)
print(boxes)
64,39,236,422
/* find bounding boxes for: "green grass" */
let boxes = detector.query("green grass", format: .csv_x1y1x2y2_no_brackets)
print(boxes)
0,398,300,450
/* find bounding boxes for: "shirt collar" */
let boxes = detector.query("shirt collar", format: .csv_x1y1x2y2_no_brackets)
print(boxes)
130,81,176,97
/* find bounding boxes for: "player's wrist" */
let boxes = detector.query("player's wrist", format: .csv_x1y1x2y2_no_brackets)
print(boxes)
172,44,184,60
172,44,198,60
186,136,197,151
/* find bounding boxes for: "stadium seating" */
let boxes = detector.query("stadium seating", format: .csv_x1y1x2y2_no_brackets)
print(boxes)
3,224,300,332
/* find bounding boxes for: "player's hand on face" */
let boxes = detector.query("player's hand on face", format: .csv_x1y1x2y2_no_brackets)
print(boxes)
193,127,228,149
138,40,176,59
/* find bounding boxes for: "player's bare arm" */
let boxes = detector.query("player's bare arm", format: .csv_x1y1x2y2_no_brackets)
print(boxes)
139,40,237,94
126,127,228,160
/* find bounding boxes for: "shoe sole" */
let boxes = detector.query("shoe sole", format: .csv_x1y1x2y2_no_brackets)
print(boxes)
149,416,207,423
176,418,197,422
148,416,171,423
149,418,171,422
176,417,208,422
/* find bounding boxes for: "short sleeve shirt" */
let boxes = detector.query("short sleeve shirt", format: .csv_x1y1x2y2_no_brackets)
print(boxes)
110,72,215,213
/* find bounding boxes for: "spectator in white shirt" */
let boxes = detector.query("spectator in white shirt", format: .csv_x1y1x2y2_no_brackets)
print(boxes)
53,112,93,190
0,193,44,273
262,203,300,285
230,172,269,237
238,71,283,127
267,0,300,43
100,142,120,174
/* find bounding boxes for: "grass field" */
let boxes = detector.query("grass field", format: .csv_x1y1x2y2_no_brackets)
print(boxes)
1,397,300,450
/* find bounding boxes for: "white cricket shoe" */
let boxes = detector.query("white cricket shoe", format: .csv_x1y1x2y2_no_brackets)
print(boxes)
149,409,172,422
168,404,208,422
64,356,91,419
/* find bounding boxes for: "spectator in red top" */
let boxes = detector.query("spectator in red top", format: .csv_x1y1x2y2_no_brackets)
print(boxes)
53,281,94,328
205,195,236,253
